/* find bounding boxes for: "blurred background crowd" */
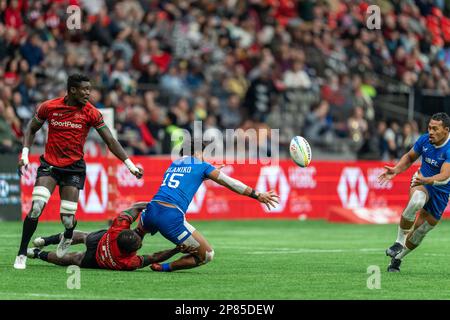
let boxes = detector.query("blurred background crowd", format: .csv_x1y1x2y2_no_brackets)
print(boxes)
1,0,449,160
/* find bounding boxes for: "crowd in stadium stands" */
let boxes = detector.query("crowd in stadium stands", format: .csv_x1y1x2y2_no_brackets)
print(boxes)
0,0,449,159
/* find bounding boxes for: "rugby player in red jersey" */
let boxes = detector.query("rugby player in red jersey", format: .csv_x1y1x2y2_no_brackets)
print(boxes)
14,74,143,270
26,202,191,270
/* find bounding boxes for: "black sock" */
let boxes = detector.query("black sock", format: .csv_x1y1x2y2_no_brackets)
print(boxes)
43,233,61,245
18,216,39,255
38,251,49,261
63,221,77,239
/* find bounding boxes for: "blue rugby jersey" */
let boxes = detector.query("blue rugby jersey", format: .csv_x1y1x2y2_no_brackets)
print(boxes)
413,133,450,193
152,156,216,212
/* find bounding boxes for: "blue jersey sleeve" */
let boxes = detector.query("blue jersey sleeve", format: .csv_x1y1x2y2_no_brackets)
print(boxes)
445,149,450,163
413,134,428,155
202,162,216,178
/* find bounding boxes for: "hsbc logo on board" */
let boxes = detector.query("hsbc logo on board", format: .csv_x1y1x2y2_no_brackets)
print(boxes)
255,166,290,212
0,180,9,198
337,167,368,209
79,163,108,213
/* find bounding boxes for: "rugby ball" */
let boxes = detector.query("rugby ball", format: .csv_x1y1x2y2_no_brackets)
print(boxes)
289,136,312,167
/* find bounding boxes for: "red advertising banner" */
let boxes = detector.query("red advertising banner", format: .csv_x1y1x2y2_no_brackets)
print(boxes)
21,156,445,223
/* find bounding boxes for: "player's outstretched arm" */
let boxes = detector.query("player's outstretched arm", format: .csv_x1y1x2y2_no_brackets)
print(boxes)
140,247,181,268
378,149,420,186
18,118,44,176
411,162,450,187
96,125,143,179
207,169,279,210
139,245,199,268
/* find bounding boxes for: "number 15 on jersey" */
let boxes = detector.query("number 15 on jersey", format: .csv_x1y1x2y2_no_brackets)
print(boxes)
161,173,184,188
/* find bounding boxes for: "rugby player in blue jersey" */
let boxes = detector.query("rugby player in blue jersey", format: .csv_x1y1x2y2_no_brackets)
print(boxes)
378,113,450,272
136,140,279,272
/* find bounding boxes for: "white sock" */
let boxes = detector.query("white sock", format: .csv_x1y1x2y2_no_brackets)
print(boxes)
395,226,410,245
395,247,411,260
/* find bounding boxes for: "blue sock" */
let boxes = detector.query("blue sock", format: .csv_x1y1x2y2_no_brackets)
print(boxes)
162,263,171,272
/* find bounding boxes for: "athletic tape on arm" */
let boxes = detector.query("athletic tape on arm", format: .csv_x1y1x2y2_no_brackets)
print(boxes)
217,171,247,194
433,177,450,186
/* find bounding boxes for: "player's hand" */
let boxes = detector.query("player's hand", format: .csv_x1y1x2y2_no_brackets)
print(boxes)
377,166,397,186
130,167,144,179
177,244,198,254
256,190,280,210
215,164,225,170
410,172,430,187
17,159,29,177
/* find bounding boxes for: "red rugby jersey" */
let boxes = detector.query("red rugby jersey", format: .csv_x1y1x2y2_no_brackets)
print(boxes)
34,97,106,167
95,214,143,271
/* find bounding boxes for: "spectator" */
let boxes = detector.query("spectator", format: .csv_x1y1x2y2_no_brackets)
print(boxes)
243,65,278,122
0,100,20,153
161,111,183,155
120,106,156,155
282,60,312,89
304,100,335,148
347,106,369,150
402,121,420,154
220,94,243,129
19,33,44,69
384,120,403,160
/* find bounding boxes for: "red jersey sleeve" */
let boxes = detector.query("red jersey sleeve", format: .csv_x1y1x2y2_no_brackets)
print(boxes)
89,107,106,130
35,102,49,123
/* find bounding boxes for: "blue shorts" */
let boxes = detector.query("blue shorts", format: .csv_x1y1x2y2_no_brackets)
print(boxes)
423,185,450,220
140,201,196,245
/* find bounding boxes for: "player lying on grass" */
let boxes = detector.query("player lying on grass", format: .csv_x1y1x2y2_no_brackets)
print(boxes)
378,112,450,272
15,73,143,270
27,202,193,271
135,139,280,272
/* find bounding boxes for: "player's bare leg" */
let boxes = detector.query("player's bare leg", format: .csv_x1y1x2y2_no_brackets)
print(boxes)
27,249,85,267
34,230,89,248
15,176,57,269
386,185,429,258
56,186,80,258
151,230,214,272
388,209,438,272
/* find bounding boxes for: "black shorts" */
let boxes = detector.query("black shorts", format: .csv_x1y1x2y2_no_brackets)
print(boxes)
36,155,86,189
80,229,107,269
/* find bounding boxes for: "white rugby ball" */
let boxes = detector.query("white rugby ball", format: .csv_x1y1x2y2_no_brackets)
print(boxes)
289,136,312,167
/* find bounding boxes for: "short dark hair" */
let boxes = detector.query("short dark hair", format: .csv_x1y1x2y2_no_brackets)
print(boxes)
117,230,141,254
67,73,90,92
179,139,211,157
431,112,450,129
167,111,178,126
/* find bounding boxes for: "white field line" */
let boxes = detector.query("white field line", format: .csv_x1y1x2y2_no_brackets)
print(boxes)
0,292,172,300
246,248,385,254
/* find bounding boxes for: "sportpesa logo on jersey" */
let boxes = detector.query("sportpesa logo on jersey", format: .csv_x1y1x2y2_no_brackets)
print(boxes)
50,119,82,129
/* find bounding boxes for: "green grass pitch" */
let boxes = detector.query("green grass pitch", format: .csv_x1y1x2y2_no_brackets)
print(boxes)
1,219,450,300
